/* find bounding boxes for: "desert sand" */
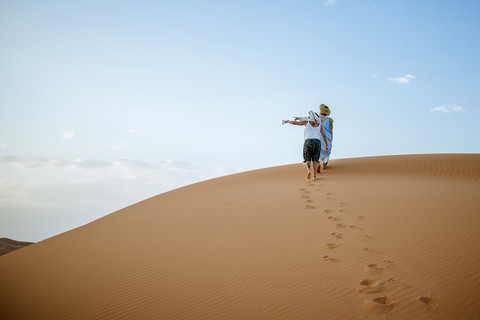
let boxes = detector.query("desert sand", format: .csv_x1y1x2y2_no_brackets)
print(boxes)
1,154,479,319
0,238,33,256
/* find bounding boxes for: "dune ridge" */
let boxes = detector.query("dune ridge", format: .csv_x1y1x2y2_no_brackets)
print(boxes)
0,154,479,319
328,153,480,181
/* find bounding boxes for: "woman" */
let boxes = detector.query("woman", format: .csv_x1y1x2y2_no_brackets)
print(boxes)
283,110,329,180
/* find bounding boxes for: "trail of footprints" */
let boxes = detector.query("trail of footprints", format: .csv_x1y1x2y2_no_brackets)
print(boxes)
298,184,439,315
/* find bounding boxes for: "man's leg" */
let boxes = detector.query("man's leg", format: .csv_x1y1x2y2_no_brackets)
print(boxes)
313,161,319,179
305,161,312,180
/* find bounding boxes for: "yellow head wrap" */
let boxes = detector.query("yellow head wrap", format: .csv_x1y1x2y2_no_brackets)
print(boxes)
319,104,330,116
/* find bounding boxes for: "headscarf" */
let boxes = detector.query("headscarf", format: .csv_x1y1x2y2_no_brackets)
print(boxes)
319,104,331,116
308,110,320,122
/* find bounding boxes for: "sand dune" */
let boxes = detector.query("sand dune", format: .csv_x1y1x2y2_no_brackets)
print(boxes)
0,238,34,256
0,154,479,319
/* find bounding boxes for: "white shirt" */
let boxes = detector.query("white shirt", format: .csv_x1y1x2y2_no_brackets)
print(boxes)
304,121,321,140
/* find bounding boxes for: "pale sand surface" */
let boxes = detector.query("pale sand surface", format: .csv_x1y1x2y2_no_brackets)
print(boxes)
0,154,479,319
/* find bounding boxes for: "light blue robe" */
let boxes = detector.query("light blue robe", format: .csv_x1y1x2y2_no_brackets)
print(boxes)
320,116,332,161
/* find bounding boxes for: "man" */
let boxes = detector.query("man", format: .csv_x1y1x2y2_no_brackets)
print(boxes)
318,104,333,171
283,110,329,180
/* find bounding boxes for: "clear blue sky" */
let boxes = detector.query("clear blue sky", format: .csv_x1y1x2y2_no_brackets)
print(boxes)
1,0,479,241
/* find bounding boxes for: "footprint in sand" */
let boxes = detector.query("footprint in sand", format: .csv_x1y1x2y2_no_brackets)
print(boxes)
335,223,347,229
304,199,313,203
324,243,339,249
322,209,333,214
384,259,395,269
326,192,333,196
386,277,412,289
338,209,346,213
362,296,394,314
328,216,340,221
418,296,439,311
300,194,310,199
304,204,316,209
322,255,339,262
349,225,358,229
339,202,346,207
358,215,365,220
362,247,382,254
299,188,306,191
331,232,342,239
364,264,384,273
363,235,372,241
355,279,386,294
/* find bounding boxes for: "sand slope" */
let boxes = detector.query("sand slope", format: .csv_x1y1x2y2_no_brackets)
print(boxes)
0,154,479,319
0,238,34,256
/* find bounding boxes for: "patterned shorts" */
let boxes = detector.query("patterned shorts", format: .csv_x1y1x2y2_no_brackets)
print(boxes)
303,139,321,162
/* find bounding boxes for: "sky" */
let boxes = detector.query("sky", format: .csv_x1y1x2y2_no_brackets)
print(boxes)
1,0,479,241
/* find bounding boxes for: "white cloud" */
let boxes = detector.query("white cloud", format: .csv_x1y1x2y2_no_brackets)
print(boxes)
0,155,18,164
0,155,50,169
0,155,244,181
127,129,136,134
389,74,415,84
0,143,7,148
72,158,110,169
0,155,109,170
115,158,150,169
62,130,75,139
47,159,69,168
430,106,449,113
430,105,467,113
324,0,338,6
451,105,467,112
